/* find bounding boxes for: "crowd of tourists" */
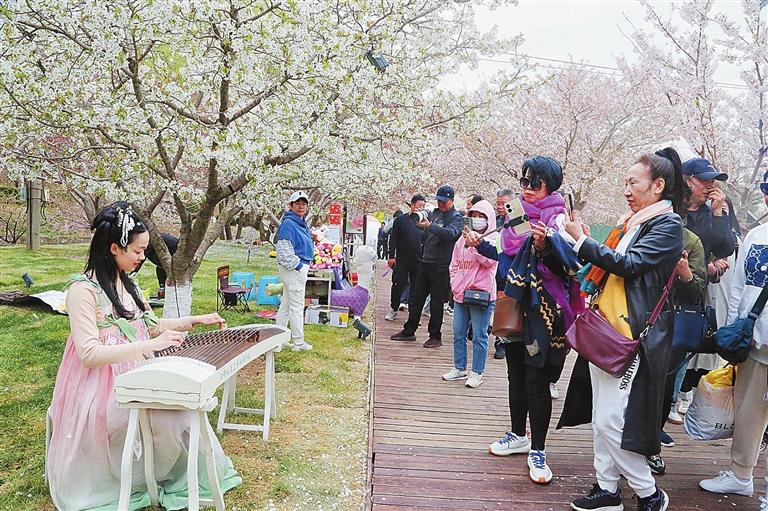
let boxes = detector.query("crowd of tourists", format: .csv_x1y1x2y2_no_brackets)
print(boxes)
380,151,768,511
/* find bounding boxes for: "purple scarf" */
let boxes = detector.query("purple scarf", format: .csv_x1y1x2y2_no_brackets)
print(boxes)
501,193,567,256
502,193,580,328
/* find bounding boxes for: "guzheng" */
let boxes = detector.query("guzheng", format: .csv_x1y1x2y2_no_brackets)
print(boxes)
115,324,289,409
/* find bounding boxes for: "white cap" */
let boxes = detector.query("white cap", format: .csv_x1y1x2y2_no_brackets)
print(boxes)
289,190,309,203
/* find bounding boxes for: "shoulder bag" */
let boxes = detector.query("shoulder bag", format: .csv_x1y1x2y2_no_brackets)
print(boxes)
712,282,768,364
565,268,677,378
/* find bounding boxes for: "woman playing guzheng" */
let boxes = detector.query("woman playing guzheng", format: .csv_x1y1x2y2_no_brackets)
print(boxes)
47,201,242,510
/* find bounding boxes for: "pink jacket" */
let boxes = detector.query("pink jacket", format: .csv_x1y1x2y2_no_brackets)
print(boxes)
449,199,499,303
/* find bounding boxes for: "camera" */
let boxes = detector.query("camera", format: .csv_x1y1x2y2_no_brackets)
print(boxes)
411,210,428,223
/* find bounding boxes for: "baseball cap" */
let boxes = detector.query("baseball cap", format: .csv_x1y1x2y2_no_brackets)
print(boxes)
682,158,728,182
435,185,455,202
288,190,309,203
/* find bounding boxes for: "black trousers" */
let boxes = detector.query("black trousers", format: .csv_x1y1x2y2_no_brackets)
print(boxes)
506,342,561,451
156,265,168,288
390,260,419,312
660,351,687,432
402,262,450,340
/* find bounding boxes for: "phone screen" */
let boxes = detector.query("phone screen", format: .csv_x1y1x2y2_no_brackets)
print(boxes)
463,216,472,231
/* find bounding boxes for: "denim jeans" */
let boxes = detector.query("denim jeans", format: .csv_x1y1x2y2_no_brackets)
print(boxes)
453,300,495,373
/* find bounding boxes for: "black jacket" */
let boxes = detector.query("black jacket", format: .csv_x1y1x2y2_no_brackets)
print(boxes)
686,205,736,261
421,207,463,270
387,213,423,264
558,213,684,456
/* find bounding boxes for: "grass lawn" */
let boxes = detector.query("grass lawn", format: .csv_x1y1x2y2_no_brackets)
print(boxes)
0,242,371,511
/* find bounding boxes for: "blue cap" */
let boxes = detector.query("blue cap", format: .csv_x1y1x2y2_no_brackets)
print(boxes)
435,185,454,202
682,158,728,182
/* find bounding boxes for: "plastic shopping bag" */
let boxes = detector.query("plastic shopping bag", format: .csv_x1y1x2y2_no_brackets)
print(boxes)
684,365,735,441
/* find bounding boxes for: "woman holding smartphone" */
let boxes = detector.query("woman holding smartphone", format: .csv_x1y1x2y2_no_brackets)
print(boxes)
466,156,586,485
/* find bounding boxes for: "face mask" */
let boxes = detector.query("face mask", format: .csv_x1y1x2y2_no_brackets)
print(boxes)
471,217,488,232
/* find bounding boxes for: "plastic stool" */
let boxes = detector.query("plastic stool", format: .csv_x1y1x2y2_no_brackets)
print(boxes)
257,275,281,306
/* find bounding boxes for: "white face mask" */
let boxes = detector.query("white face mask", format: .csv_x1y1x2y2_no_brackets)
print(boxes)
471,217,488,232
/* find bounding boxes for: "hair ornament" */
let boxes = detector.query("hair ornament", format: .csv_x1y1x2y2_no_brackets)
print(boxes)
116,205,140,247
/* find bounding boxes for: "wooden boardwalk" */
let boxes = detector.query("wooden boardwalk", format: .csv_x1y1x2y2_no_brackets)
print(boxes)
366,262,765,510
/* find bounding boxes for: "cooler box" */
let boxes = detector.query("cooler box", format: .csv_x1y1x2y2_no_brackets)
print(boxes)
304,305,349,328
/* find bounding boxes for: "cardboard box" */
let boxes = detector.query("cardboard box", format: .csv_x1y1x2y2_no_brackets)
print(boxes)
304,305,349,328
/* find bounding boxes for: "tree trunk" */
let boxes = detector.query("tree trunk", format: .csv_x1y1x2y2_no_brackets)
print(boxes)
163,282,193,318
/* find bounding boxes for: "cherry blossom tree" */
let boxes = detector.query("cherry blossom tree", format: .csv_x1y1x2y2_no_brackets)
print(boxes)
430,62,674,224
628,0,759,222
0,0,523,315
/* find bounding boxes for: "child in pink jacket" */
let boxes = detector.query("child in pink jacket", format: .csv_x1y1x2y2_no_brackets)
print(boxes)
442,199,499,388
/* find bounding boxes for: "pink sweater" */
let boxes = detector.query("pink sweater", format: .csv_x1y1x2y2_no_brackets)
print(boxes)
449,200,499,303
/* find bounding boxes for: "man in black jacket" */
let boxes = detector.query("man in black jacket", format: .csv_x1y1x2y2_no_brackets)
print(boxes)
385,195,426,322
391,185,464,348
682,158,736,264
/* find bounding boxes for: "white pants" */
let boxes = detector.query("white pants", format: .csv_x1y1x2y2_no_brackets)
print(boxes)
590,355,657,498
276,264,308,344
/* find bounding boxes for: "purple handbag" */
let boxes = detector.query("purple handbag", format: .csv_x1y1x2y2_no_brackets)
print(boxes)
565,269,677,378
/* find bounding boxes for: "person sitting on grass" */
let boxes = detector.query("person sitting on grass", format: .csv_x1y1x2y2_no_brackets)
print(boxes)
46,201,241,511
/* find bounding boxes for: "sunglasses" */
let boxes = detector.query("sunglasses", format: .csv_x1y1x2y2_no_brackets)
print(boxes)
761,183,768,196
519,176,543,191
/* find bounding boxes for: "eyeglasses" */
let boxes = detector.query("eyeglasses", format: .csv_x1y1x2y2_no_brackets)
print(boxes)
761,183,768,196
519,176,543,191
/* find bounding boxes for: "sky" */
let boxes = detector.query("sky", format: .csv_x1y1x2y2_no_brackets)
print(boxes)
444,0,746,92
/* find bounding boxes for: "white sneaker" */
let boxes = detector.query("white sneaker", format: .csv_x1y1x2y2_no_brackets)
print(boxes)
442,368,468,381
549,383,559,399
667,410,683,425
292,341,313,352
699,470,753,496
384,309,397,321
678,392,692,414
760,496,768,511
489,432,531,456
527,450,553,484
465,371,483,388
399,303,408,311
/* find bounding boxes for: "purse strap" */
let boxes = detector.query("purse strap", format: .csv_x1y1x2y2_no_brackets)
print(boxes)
748,283,768,320
639,267,678,341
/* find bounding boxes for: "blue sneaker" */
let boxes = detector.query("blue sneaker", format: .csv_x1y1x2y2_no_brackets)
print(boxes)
659,431,674,447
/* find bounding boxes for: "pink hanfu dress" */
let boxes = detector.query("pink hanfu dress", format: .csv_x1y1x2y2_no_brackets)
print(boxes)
47,276,241,510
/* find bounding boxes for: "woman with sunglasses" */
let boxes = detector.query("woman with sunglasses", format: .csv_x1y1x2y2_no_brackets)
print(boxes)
561,148,685,511
466,156,586,485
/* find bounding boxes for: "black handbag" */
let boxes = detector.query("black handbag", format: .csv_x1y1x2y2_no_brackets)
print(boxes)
463,289,491,308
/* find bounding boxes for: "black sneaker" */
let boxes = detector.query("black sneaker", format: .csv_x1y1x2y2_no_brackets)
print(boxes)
761,427,768,453
493,342,506,359
659,431,674,447
635,487,668,511
390,330,416,341
646,454,666,475
571,483,623,511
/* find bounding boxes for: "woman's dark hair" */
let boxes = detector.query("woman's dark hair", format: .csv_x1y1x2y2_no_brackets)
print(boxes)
468,194,484,206
635,147,686,216
522,156,563,192
85,201,148,319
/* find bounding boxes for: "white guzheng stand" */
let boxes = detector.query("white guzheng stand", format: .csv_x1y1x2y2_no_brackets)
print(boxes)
114,324,289,511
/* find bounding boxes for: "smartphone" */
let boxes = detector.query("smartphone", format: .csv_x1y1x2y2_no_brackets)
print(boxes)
566,193,575,221
503,198,532,235
463,217,473,231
